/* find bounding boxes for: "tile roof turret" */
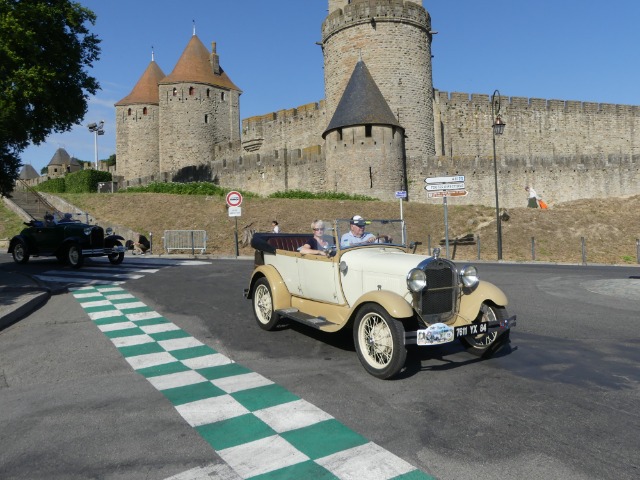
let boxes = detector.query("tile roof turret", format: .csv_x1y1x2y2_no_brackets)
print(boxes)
115,59,166,106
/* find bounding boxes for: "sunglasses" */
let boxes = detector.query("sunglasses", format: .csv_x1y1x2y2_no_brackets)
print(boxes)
313,227,324,231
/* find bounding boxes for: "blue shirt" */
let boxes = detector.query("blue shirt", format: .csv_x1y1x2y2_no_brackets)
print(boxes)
340,231,375,248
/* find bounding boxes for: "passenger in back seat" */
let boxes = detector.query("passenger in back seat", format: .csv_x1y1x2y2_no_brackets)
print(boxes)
299,220,331,256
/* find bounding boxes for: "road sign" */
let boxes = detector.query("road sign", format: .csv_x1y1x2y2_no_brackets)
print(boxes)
395,190,407,198
427,190,468,198
425,182,465,191
425,175,465,184
228,206,242,217
226,191,243,207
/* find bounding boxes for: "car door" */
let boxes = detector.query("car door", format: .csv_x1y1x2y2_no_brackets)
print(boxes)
297,255,345,304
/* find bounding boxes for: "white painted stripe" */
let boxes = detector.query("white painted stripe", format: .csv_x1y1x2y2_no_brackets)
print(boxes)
176,261,212,266
147,370,208,391
114,301,147,310
158,337,203,351
180,353,234,369
175,395,249,427
162,463,242,480
79,300,112,308
71,286,94,291
253,399,333,433
316,442,415,480
211,372,273,394
98,321,137,332
139,323,180,334
40,270,143,279
96,287,125,292
104,293,135,300
88,310,122,320
218,435,309,478
125,352,176,370
73,292,103,299
111,334,154,347
126,311,163,321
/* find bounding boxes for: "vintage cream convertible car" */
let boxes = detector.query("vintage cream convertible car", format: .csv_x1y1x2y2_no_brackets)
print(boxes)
244,218,516,379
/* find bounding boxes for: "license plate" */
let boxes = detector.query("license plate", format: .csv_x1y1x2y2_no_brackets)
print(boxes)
453,322,488,338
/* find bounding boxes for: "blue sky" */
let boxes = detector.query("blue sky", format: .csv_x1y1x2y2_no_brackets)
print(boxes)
21,0,640,174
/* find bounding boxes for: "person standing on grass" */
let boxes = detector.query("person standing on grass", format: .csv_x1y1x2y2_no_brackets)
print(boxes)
525,186,540,208
272,220,280,233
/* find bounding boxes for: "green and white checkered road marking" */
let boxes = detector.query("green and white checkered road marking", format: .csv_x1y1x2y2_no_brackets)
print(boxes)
72,285,434,480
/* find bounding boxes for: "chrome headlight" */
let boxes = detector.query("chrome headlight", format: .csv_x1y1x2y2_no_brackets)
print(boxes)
407,268,427,292
460,265,479,288
83,227,93,236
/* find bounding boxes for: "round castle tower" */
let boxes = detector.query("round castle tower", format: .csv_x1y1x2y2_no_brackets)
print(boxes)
158,35,241,174
322,0,435,161
115,56,165,180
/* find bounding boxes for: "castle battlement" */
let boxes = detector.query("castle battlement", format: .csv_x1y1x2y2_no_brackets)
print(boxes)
242,100,325,131
323,0,429,40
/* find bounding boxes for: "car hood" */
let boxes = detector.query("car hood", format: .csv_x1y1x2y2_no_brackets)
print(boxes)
340,247,432,275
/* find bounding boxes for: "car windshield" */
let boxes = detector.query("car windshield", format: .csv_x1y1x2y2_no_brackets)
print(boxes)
336,219,406,249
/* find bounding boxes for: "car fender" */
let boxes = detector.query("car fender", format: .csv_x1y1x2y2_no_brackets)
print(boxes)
458,280,508,321
248,265,292,311
105,234,125,246
8,234,36,254
351,290,414,319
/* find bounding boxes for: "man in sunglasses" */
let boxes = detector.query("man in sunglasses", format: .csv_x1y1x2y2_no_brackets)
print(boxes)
340,215,377,248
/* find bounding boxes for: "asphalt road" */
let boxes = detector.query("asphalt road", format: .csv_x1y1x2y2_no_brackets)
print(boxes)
1,256,639,479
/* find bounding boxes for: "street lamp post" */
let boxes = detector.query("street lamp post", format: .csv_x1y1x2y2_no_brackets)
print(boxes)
87,121,105,170
491,90,506,260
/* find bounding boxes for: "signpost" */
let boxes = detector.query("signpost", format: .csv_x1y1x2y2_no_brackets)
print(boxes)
425,176,467,258
226,191,243,257
395,190,407,244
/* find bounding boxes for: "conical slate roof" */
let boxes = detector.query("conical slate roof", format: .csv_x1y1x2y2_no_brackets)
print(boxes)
47,148,72,166
19,164,40,180
115,60,166,106
323,59,401,138
160,35,240,91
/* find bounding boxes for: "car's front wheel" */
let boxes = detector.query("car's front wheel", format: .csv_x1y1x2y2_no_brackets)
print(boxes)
12,239,30,264
108,241,125,265
252,278,280,330
460,303,509,357
353,304,407,379
67,243,84,269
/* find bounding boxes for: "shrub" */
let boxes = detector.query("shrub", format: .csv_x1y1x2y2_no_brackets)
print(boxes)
65,170,112,193
268,189,378,201
35,177,66,193
120,182,257,197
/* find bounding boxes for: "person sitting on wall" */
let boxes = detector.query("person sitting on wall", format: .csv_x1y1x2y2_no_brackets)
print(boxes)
300,219,332,255
133,234,150,255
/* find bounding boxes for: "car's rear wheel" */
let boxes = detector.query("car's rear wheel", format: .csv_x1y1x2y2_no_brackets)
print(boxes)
108,241,125,265
12,240,30,264
353,304,407,379
460,304,509,357
252,278,280,330
67,243,84,269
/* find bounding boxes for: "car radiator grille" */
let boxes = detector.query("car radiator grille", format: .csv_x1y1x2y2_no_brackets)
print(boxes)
91,227,105,248
420,260,456,316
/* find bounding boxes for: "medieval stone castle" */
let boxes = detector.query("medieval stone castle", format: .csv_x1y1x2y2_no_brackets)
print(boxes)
113,0,640,208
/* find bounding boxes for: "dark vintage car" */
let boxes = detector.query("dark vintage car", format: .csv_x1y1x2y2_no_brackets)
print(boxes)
8,214,126,268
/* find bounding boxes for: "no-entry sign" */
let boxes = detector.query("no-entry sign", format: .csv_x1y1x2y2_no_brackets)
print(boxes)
226,191,243,207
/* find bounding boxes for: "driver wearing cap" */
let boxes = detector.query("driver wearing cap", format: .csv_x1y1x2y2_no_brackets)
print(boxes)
340,215,377,248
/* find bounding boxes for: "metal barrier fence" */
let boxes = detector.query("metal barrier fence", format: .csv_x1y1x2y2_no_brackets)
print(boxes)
162,230,207,254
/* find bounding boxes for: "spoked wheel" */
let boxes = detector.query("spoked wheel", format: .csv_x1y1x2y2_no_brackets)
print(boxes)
67,243,84,269
108,241,125,265
353,304,406,379
12,239,30,264
460,303,509,357
252,278,280,330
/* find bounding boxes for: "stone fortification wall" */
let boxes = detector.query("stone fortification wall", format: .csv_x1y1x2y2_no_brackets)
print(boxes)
115,104,160,180
406,153,639,208
241,101,327,155
434,91,640,158
322,0,435,161
158,84,240,173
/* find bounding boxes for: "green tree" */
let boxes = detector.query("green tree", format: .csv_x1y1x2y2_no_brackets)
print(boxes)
105,154,116,168
0,0,101,195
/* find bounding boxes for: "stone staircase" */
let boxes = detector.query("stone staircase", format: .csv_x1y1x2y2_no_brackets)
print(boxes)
7,186,58,221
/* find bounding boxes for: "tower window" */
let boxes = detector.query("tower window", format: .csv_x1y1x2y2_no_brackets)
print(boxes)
365,125,372,137
221,92,226,101
337,128,343,140
143,107,148,115
172,87,177,96
127,108,132,116
189,86,195,96
206,89,210,97
204,114,209,124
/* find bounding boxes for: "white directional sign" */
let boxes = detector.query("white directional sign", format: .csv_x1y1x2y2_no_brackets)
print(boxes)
427,190,468,198
425,175,465,184
425,182,465,191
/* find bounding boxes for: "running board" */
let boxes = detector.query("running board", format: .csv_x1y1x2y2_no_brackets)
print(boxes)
275,308,337,329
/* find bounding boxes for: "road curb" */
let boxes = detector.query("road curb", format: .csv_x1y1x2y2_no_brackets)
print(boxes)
0,287,51,331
